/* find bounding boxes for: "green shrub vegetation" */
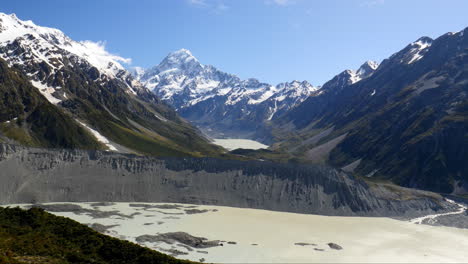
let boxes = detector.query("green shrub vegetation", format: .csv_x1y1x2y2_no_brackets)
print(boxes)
0,207,197,264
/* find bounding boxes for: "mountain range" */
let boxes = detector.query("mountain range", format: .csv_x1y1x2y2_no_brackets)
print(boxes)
134,49,380,142
273,30,468,194
0,12,466,195
134,27,467,194
134,49,322,140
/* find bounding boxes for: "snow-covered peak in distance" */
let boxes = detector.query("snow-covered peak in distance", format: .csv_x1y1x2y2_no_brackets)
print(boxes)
142,48,204,78
407,37,433,64
348,61,380,84
139,49,242,100
137,49,319,108
134,49,320,135
156,48,203,75
319,60,380,96
0,12,132,80
356,61,379,76
386,36,434,65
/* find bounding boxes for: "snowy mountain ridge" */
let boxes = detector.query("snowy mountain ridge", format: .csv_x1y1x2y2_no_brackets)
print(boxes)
136,49,319,116
134,49,380,140
0,12,143,104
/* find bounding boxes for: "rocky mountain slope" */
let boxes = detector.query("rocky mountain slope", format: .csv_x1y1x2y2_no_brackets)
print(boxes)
0,58,102,149
274,28,468,194
0,13,221,157
0,143,457,218
135,49,320,141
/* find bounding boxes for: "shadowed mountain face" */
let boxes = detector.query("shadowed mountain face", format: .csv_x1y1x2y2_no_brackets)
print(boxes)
0,59,101,149
0,13,221,157
275,29,468,194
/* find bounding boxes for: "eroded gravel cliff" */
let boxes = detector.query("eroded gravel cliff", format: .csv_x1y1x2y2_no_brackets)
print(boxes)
0,144,454,218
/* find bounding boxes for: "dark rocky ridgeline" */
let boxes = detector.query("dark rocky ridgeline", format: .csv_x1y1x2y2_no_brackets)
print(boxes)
274,28,468,194
0,143,455,218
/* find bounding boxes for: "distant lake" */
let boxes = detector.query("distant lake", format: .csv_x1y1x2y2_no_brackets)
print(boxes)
213,139,268,150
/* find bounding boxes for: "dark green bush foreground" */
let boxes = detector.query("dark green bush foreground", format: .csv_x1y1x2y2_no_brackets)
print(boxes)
0,207,196,264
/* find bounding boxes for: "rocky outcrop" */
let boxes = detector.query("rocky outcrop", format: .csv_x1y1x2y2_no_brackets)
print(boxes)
0,144,454,218
136,232,221,249
327,243,343,250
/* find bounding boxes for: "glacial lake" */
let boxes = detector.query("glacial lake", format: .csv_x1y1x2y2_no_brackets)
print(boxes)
212,139,269,150
6,202,468,263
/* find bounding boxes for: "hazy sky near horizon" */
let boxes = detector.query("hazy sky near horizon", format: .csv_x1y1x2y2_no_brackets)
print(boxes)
2,0,467,85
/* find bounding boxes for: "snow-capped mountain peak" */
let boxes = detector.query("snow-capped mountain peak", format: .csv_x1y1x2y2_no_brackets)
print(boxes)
0,13,64,43
136,49,317,107
387,36,434,65
168,48,197,62
134,49,319,137
148,48,203,76
348,61,380,84
0,12,131,78
320,60,380,95
0,12,145,103
407,37,433,64
356,60,379,76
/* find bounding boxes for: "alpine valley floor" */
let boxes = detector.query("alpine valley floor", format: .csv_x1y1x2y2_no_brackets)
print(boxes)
4,202,468,263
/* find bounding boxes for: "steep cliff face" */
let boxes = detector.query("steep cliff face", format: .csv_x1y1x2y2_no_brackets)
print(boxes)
0,144,453,218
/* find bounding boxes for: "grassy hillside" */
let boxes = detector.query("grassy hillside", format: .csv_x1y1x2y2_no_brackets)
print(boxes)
0,207,197,264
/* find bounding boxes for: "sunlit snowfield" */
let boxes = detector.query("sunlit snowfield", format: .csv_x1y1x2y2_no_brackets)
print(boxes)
212,139,268,150
5,202,468,263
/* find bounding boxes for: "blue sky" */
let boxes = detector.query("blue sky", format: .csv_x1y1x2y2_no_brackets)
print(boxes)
2,0,467,85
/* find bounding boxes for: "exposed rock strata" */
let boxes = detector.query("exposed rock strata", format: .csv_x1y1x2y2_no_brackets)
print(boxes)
0,144,456,218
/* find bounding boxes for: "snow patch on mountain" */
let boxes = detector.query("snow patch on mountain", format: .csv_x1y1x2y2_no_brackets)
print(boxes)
30,80,62,104
76,120,118,151
349,61,379,84
407,38,433,64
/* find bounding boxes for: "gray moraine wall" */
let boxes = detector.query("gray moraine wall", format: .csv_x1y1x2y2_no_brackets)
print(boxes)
0,144,455,218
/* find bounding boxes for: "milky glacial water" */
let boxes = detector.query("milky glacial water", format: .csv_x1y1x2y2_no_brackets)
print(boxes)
212,139,268,150
5,202,468,263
